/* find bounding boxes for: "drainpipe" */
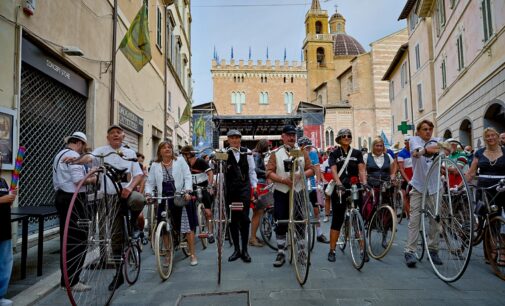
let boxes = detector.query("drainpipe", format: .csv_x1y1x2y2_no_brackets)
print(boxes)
110,0,118,125
164,6,169,139
406,47,415,136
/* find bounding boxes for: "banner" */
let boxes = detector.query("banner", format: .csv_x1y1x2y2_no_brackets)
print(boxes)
119,3,152,72
192,113,213,154
304,125,322,148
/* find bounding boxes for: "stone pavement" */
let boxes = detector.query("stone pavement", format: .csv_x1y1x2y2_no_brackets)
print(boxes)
11,218,505,305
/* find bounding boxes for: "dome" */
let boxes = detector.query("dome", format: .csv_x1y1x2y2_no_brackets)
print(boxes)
330,12,344,20
332,33,366,56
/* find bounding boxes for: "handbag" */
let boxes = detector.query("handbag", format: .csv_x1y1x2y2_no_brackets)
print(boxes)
324,147,353,196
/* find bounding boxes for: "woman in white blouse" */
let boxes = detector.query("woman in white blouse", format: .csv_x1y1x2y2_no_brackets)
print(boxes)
145,140,197,266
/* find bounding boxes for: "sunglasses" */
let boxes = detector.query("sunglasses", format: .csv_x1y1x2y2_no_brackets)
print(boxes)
341,135,352,139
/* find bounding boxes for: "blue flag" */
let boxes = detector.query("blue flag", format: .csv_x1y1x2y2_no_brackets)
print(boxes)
381,130,391,148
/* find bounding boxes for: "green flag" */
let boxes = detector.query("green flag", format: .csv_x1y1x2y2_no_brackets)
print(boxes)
119,3,151,72
179,102,192,125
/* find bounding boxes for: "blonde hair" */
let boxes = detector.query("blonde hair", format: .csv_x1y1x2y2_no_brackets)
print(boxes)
371,136,384,148
483,127,500,148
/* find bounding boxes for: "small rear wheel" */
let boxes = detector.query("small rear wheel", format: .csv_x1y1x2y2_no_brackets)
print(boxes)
394,190,404,224
484,216,505,280
416,230,425,261
123,244,141,285
260,207,277,250
197,203,208,249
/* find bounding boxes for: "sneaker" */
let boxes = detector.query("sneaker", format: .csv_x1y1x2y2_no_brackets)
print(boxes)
71,282,92,292
208,235,215,244
328,250,336,262
323,215,329,223
273,253,286,267
429,251,443,265
0,298,13,306
190,255,198,266
405,252,417,268
317,234,330,244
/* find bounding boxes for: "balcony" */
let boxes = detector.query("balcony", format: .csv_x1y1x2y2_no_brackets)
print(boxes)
303,33,333,45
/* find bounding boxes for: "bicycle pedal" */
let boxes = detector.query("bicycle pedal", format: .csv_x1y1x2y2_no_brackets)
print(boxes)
230,202,244,211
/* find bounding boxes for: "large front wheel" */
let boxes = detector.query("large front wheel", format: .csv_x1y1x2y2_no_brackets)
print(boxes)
289,189,311,286
155,222,174,280
349,209,366,270
62,170,122,306
367,205,397,259
421,157,473,282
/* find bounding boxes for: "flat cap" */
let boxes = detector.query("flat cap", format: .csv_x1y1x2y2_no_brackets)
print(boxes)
227,129,242,137
282,125,297,134
107,124,123,133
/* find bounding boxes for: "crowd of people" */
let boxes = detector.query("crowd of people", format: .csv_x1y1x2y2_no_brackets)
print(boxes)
1,121,504,305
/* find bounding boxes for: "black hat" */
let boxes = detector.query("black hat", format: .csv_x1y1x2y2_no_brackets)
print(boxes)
282,125,297,134
227,129,242,137
107,124,123,133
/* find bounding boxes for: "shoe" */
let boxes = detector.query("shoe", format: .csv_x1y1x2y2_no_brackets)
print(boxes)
249,239,264,247
190,255,198,266
0,298,13,306
273,253,286,267
382,235,388,249
362,250,370,262
208,235,215,244
241,251,252,263
132,229,142,240
228,250,241,262
405,252,417,268
317,234,330,244
323,216,329,223
108,273,124,291
429,251,443,265
70,282,92,292
328,250,336,262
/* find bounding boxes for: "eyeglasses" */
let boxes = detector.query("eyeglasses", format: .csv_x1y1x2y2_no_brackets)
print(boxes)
341,135,352,139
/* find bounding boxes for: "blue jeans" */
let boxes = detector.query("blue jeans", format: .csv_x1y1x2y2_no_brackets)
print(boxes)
0,239,13,299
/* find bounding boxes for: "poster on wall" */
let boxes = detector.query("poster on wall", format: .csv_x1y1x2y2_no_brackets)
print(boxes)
192,113,213,155
0,107,17,170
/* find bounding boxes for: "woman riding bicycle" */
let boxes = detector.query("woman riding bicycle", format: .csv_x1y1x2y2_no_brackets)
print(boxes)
327,128,368,262
145,140,197,266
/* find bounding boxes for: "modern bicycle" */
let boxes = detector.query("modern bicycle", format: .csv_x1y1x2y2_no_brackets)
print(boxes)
336,179,367,270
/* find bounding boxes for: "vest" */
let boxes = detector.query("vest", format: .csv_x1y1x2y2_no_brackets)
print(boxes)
226,147,250,189
367,153,390,187
273,146,305,194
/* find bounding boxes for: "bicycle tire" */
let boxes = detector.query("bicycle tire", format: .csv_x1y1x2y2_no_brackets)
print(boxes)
196,203,208,249
62,169,124,306
416,230,425,261
260,207,277,250
484,216,505,280
472,214,486,246
149,202,158,251
421,157,473,282
349,209,366,270
367,205,397,260
289,157,311,286
123,244,141,285
337,215,348,252
155,221,174,280
214,172,227,284
394,190,404,224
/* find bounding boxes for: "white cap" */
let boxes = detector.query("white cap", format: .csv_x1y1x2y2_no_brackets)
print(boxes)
64,131,87,144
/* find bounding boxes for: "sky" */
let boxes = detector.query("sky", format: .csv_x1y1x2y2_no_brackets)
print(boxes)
190,0,408,105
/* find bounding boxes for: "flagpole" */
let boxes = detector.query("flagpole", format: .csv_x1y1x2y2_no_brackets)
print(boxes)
110,0,118,125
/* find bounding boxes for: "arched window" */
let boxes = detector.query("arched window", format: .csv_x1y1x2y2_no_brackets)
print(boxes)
317,47,325,67
459,119,472,147
284,92,294,113
443,129,452,140
315,21,322,34
326,128,335,146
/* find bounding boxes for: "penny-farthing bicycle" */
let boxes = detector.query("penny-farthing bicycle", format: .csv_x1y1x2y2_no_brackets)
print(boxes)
421,139,473,282
277,148,312,285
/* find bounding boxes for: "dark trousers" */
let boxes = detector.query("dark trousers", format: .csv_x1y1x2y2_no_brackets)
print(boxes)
55,190,87,287
227,185,251,253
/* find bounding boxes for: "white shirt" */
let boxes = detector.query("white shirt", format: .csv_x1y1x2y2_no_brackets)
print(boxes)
230,147,258,188
92,145,143,194
53,148,86,193
363,152,394,168
410,136,442,194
